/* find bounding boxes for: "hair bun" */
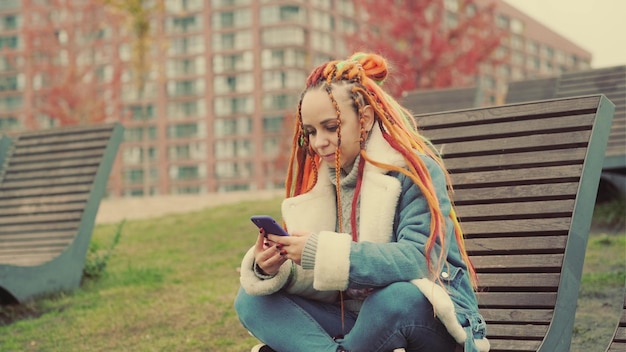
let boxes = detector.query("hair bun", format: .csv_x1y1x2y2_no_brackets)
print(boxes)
349,52,388,85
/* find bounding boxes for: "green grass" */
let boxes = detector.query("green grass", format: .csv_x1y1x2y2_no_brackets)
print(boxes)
0,197,284,351
0,197,624,351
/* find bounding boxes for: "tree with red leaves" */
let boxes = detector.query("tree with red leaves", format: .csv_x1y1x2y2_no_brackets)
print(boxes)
348,0,505,97
18,0,126,127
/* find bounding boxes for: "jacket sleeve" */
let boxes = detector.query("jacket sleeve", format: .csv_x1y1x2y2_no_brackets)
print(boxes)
239,246,339,303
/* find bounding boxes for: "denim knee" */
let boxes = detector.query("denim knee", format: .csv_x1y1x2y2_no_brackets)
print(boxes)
367,282,432,320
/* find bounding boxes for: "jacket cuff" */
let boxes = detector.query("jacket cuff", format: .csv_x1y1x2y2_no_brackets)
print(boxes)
240,247,292,296
313,231,352,291
301,233,319,270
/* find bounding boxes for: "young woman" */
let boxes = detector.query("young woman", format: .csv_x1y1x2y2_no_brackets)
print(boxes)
235,52,489,352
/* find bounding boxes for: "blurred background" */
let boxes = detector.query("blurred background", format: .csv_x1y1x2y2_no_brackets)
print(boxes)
0,0,623,203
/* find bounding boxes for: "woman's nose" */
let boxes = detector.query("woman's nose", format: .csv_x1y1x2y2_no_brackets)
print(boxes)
312,134,329,149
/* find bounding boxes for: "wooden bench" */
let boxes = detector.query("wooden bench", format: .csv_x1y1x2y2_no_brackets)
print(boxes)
0,123,124,304
415,95,615,351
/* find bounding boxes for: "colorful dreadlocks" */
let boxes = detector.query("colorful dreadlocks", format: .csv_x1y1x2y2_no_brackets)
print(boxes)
284,52,477,288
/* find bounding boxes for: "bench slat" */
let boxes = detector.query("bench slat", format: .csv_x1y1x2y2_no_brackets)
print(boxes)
423,112,596,142
472,254,564,272
476,292,557,308
0,212,83,226
15,129,116,146
467,237,567,255
0,184,93,199
0,202,87,217
488,338,542,352
416,95,601,128
435,130,592,157
451,165,583,188
0,230,76,242
0,193,89,209
2,149,106,170
444,148,588,172
451,183,579,204
0,174,97,191
12,139,112,156
480,308,554,323
460,218,572,237
456,200,575,220
0,221,78,235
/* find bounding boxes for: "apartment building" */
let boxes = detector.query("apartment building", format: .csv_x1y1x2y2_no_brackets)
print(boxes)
0,0,593,197
474,0,592,104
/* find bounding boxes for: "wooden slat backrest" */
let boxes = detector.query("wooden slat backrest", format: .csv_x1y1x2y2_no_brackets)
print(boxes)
415,95,615,352
0,123,120,267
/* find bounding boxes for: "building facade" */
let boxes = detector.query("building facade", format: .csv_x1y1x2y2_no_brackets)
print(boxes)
473,0,592,105
0,0,593,198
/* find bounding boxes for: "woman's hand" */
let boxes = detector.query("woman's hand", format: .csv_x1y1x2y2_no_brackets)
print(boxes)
253,229,287,275
267,231,311,266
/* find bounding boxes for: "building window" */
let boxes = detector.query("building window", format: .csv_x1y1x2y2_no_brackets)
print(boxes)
261,49,306,68
212,31,252,50
169,36,205,55
262,93,297,111
213,52,253,73
262,70,305,90
169,165,204,180
214,73,253,93
166,15,202,34
166,0,203,13
263,115,284,132
0,35,19,49
167,122,205,139
214,96,254,116
215,161,253,179
167,79,205,97
1,15,20,31
0,95,22,111
214,140,253,158
124,126,157,141
510,18,523,34
214,117,252,137
212,9,251,29
167,57,206,77
126,104,155,121
167,100,206,119
260,5,305,24
212,0,251,8
168,143,207,161
261,27,305,46
0,116,19,131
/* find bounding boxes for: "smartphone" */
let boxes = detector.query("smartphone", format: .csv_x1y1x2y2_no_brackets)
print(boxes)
250,215,289,236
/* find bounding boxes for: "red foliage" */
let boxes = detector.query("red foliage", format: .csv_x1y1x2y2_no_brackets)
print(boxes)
18,0,126,126
348,0,505,97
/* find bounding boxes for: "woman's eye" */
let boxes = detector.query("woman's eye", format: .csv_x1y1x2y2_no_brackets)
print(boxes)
326,125,338,132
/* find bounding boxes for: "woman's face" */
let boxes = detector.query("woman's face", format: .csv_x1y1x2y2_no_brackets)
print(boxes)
300,86,373,172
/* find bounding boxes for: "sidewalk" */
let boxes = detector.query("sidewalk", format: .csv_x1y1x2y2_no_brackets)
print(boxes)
95,190,284,224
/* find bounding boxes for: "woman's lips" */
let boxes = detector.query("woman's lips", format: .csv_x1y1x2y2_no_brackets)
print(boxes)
320,153,335,162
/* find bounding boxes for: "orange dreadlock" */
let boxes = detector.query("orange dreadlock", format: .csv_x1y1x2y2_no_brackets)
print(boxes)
284,52,477,288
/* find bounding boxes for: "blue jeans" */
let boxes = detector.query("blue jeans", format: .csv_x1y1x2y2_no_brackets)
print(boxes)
235,282,456,352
